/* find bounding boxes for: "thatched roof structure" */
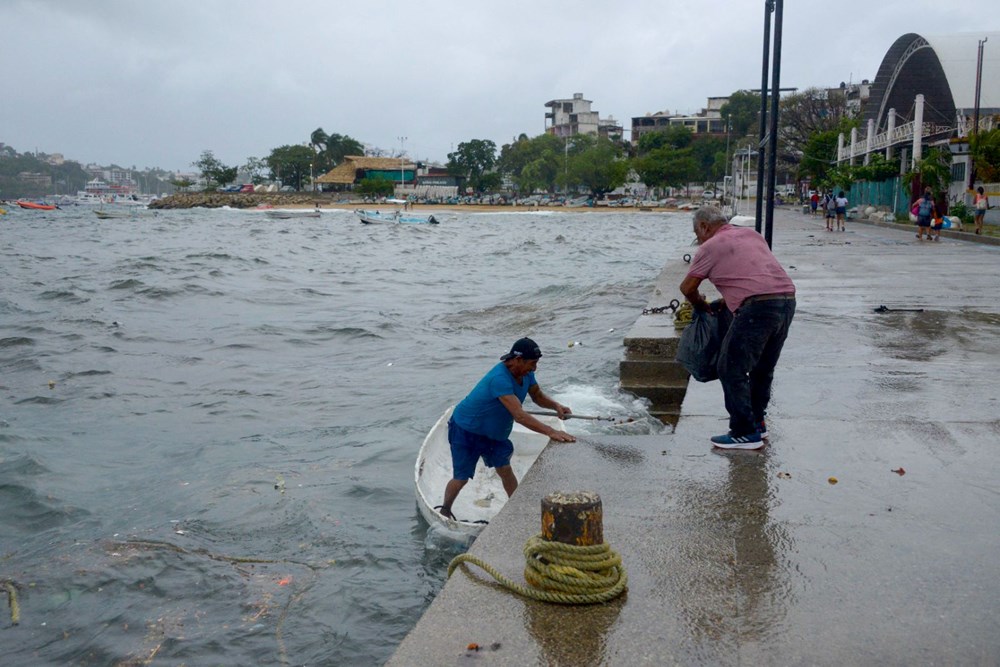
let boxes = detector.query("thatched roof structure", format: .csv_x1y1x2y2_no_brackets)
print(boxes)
315,156,417,185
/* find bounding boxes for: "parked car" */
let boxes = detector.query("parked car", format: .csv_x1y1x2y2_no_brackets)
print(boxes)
239,184,256,193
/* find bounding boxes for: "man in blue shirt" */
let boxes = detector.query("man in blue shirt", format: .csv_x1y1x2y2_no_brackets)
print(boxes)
439,338,576,520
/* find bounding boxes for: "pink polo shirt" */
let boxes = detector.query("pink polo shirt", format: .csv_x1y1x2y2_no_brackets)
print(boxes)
685,224,795,312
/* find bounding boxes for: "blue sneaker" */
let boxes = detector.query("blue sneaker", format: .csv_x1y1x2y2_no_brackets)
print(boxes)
711,431,765,450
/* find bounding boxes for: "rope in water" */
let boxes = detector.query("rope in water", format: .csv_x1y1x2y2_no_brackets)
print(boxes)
3,580,20,625
447,534,627,605
674,301,693,330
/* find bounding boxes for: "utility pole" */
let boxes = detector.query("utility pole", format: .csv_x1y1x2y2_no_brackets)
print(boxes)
397,136,407,193
754,0,783,248
970,36,988,189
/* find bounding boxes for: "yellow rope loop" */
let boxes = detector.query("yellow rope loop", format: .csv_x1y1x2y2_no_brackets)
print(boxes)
4,581,20,625
674,300,694,330
447,534,627,605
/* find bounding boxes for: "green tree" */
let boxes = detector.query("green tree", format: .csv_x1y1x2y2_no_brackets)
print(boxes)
689,136,727,183
560,135,629,197
851,153,901,183
903,147,951,197
266,144,315,191
447,139,498,192
720,90,761,137
633,145,699,191
192,150,237,190
780,89,859,175
798,129,840,188
497,133,563,193
971,127,1000,183
636,126,694,155
309,128,365,173
355,176,395,198
243,157,267,184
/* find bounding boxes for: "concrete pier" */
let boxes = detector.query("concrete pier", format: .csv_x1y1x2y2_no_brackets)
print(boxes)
387,208,1000,666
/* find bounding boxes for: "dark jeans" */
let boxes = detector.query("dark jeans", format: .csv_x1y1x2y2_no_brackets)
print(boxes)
717,297,796,436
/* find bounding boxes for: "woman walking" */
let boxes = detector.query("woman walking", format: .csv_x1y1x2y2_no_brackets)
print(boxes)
974,186,989,235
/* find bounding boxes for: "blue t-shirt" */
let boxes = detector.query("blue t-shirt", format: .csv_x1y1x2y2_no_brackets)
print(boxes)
452,362,536,441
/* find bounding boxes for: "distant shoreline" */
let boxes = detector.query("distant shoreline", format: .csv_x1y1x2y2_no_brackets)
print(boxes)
148,192,712,213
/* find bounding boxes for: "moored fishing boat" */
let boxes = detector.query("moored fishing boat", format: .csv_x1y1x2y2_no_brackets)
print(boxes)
356,209,438,225
414,405,564,538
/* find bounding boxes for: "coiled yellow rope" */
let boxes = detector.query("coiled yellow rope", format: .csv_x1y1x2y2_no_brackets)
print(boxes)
674,300,694,330
447,534,627,605
4,581,19,625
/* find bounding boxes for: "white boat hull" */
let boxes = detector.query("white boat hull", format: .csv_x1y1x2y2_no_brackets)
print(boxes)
265,210,321,219
414,406,564,538
357,209,438,225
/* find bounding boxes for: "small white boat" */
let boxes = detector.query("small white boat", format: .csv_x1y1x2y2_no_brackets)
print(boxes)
356,209,438,225
265,210,321,219
94,209,157,219
414,405,565,538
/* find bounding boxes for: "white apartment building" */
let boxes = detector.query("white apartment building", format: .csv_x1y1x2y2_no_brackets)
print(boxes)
545,93,623,141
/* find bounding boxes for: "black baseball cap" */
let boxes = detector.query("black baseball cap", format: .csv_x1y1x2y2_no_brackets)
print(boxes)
500,337,542,361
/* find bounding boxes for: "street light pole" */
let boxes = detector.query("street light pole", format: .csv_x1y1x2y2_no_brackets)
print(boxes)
970,36,988,189
397,136,407,194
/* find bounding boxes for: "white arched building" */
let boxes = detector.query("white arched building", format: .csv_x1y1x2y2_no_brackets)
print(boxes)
838,31,999,204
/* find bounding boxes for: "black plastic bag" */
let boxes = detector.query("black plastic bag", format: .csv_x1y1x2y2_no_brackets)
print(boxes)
675,301,730,382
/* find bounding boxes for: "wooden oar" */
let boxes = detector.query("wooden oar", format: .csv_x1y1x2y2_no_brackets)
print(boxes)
527,410,617,422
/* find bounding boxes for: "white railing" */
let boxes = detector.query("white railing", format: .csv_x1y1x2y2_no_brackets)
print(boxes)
838,122,953,163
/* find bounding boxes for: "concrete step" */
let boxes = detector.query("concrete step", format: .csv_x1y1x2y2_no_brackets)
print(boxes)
623,335,681,358
618,382,689,406
619,359,690,384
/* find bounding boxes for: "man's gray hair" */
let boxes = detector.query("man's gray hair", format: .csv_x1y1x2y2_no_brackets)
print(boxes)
692,206,728,228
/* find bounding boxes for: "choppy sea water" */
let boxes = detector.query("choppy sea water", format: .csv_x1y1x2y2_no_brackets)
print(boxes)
0,205,692,665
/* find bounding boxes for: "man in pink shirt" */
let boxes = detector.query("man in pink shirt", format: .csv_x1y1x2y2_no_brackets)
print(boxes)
679,206,796,450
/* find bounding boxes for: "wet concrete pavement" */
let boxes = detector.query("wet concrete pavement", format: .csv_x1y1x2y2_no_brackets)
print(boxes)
387,209,1000,665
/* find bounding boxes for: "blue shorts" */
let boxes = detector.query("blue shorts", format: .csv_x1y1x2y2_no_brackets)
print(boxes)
448,419,513,480
836,206,846,215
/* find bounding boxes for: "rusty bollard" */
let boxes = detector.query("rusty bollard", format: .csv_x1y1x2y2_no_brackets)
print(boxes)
541,491,603,547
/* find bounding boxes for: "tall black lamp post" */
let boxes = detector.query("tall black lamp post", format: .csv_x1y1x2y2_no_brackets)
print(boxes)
754,0,784,248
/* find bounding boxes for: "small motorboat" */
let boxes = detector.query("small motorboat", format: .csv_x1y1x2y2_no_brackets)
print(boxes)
16,200,58,210
414,405,565,539
94,209,158,220
356,209,438,225
264,210,322,219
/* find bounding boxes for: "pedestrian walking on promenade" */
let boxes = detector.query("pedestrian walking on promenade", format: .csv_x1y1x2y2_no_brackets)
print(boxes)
914,188,936,241
679,206,796,450
810,191,819,215
823,192,836,231
974,186,990,235
835,191,849,231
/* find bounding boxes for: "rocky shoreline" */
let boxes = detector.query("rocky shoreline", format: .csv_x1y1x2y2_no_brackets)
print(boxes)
148,192,340,209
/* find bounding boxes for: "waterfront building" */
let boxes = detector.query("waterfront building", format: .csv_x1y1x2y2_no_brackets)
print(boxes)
544,93,623,141
631,96,729,145
316,156,417,190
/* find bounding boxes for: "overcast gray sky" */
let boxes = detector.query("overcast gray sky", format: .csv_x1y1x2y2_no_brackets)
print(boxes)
2,0,994,173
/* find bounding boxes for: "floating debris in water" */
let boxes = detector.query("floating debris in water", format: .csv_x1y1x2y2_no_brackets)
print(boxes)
891,467,906,476
828,476,838,485
777,471,791,479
